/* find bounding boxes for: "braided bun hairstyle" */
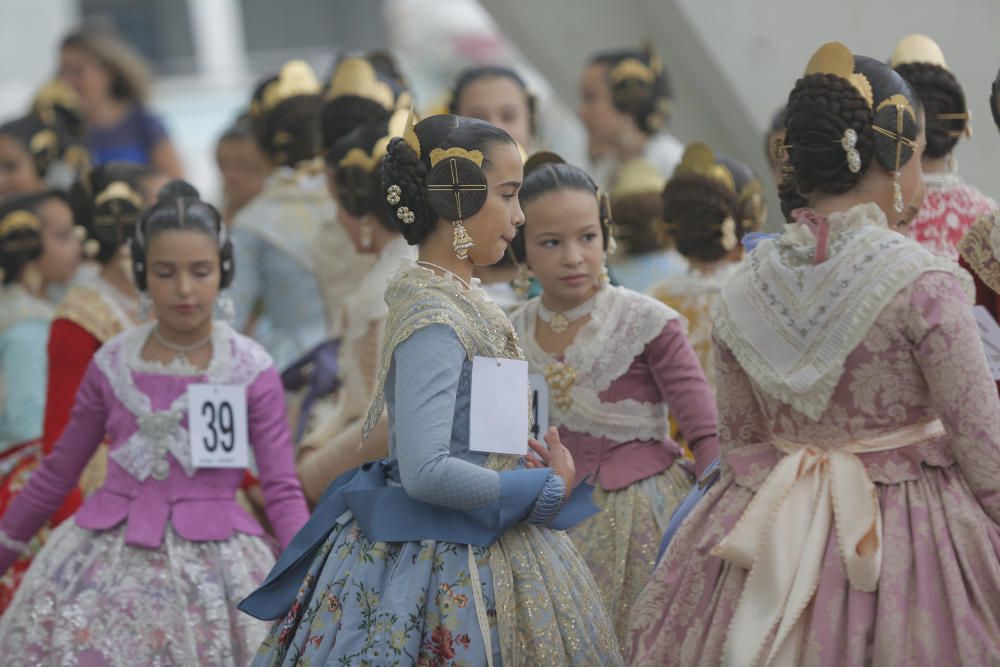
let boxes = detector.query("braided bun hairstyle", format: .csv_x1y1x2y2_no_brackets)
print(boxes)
131,180,232,290
893,62,966,158
512,154,612,263
68,161,151,265
591,48,672,134
379,114,514,245
663,155,762,263
327,122,395,231
320,55,408,150
779,55,920,220
0,194,45,285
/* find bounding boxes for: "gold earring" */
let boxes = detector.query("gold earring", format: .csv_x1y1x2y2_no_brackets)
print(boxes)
452,220,474,261
513,263,532,299
22,263,43,295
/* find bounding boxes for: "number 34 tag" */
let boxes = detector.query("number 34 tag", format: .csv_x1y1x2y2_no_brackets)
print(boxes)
188,384,250,468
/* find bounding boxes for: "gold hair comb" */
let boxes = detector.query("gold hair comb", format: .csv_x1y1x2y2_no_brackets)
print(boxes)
804,42,874,108
326,57,396,110
0,210,41,238
890,34,948,70
258,60,320,114
94,180,143,210
428,147,484,168
672,143,735,192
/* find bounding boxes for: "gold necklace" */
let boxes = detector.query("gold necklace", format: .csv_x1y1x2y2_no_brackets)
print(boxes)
537,291,599,333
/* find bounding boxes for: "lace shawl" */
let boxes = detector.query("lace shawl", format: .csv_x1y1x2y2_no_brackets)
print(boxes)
714,202,972,420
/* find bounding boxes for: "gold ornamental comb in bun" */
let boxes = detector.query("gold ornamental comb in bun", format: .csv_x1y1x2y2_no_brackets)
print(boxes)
804,42,874,108
672,143,735,193
428,147,484,168
0,210,42,238
29,129,58,156
338,108,413,172
326,57,396,110
94,180,144,210
890,34,948,69
400,109,421,158
610,158,665,198
609,58,656,86
258,60,321,114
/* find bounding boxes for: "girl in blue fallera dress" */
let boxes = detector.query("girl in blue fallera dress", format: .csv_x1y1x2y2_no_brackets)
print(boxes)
240,114,622,665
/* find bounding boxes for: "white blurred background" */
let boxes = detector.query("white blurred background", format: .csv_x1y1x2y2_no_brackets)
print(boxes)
2,0,998,230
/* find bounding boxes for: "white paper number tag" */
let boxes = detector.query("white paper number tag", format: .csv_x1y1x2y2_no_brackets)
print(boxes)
188,384,250,468
469,356,530,456
529,373,550,442
974,306,1000,380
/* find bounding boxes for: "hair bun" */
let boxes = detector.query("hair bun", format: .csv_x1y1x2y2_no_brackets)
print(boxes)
156,179,200,203
425,156,488,221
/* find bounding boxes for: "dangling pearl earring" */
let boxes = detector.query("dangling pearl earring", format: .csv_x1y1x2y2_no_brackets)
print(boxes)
892,171,904,214
215,294,235,322
597,257,610,287
513,263,532,299
359,218,373,251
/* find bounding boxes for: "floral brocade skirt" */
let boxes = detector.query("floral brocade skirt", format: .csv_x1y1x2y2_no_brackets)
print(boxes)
0,520,275,666
251,514,623,666
567,464,692,647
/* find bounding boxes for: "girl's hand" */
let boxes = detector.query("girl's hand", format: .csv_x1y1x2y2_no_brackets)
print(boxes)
525,426,575,495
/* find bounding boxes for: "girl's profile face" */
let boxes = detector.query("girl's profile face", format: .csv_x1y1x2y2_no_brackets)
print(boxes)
463,140,525,267
36,196,80,285
522,188,604,304
144,229,220,332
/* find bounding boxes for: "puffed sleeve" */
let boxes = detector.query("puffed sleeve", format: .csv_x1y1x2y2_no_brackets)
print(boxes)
906,271,1000,524
0,360,109,572
247,366,310,548
647,319,720,477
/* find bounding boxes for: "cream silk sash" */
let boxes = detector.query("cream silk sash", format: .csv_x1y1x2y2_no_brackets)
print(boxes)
713,418,946,667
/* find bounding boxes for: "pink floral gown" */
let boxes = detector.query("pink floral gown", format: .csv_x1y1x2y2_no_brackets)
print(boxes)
628,203,1000,666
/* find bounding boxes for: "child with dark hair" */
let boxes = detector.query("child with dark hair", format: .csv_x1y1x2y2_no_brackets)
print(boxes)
295,114,416,502
649,143,765,391
508,153,717,647
0,191,80,611
578,45,682,191
241,114,621,666
0,180,309,664
892,34,997,258
230,60,363,372
0,113,87,199
630,42,1000,666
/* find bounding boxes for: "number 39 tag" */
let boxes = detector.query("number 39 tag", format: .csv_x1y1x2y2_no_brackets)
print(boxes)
188,384,250,468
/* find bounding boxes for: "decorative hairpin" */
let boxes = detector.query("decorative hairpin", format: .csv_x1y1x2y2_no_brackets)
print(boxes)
0,210,41,238
840,128,861,173
804,42,874,108
395,206,415,224
386,184,401,205
326,57,396,110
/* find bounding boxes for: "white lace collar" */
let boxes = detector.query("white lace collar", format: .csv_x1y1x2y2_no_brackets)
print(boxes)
94,321,271,482
402,259,493,307
511,286,681,442
923,171,963,190
714,202,972,420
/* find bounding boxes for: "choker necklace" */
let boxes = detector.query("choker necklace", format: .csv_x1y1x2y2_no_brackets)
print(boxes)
416,261,473,291
152,326,212,363
538,292,599,333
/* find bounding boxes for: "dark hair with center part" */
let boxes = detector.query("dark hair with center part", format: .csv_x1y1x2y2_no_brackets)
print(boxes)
512,160,610,262
379,115,514,245
132,180,233,290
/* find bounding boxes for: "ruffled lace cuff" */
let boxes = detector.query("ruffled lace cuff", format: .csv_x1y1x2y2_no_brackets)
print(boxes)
527,473,567,525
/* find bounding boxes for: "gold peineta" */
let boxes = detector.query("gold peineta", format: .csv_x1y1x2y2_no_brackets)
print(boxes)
890,34,948,70
326,57,396,110
804,42,874,108
609,58,656,86
94,180,143,210
0,210,42,238
256,60,320,115
672,143,735,193
428,147,484,168
29,129,58,156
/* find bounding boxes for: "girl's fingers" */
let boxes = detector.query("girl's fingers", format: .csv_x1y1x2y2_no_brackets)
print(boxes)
528,440,551,462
